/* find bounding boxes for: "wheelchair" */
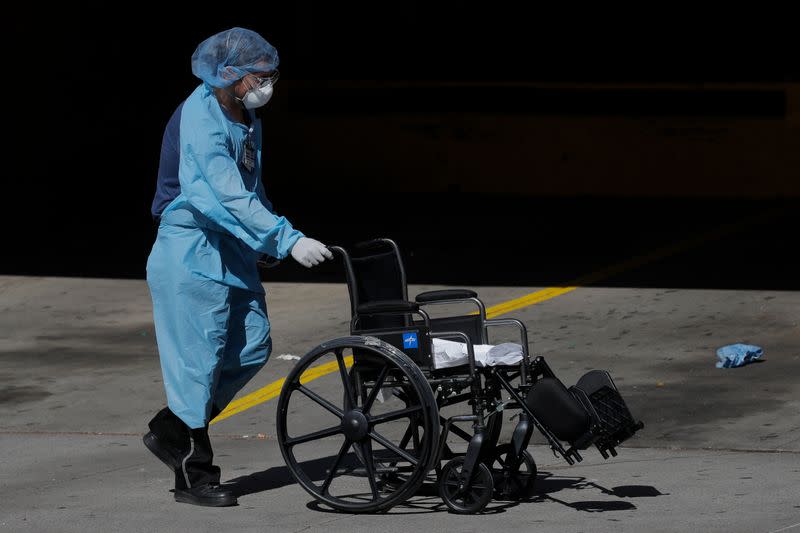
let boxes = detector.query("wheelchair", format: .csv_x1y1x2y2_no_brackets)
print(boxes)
276,238,643,514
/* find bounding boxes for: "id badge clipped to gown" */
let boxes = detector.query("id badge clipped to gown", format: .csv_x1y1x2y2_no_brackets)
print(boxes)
242,134,256,173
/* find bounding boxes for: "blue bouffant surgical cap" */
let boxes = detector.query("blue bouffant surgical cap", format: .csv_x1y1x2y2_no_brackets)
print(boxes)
191,27,279,88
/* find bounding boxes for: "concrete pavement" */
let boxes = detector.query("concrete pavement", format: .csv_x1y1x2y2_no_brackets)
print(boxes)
1,276,798,531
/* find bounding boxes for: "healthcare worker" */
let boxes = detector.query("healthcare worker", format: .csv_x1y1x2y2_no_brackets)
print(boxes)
143,27,332,507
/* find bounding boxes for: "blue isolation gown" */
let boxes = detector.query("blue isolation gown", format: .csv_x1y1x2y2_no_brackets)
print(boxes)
147,83,303,428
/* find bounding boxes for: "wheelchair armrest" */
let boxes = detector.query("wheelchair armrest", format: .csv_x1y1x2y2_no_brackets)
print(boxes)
415,289,478,303
430,331,476,378
357,300,419,315
484,318,530,359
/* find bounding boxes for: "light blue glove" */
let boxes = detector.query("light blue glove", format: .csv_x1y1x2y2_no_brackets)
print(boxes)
716,344,763,368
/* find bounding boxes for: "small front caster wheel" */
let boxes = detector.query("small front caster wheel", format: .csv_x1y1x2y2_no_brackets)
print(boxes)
487,443,537,500
438,457,494,514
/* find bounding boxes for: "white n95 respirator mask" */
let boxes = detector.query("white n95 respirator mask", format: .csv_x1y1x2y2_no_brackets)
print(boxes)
242,85,273,109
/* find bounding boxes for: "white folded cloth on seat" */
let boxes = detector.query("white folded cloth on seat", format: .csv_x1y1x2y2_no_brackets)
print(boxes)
431,338,524,369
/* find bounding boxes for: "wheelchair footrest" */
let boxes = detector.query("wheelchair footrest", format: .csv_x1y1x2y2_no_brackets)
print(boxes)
582,385,644,451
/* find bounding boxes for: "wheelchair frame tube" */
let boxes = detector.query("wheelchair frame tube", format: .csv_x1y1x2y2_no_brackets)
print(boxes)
430,331,487,431
429,330,476,379
484,318,529,358
436,415,478,466
417,297,488,343
350,308,431,331
485,318,531,382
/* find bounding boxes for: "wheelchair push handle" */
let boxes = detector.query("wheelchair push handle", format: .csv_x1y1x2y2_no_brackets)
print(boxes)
258,244,342,270
352,238,395,251
327,245,347,256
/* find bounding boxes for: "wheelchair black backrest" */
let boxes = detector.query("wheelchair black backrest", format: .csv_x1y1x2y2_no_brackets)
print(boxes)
339,238,410,331
334,239,436,368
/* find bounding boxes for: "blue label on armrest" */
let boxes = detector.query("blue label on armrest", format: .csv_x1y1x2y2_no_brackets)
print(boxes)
402,332,419,349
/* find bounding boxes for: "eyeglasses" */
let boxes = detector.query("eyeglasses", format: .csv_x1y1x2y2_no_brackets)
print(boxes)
252,70,280,88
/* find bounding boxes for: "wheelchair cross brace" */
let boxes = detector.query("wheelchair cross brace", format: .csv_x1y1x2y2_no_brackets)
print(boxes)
491,369,583,465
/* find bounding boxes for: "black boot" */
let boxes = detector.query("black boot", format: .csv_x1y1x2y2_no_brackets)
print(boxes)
143,407,189,472
174,482,237,507
173,427,237,507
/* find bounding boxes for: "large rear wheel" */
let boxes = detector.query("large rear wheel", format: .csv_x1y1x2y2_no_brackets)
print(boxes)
277,336,439,513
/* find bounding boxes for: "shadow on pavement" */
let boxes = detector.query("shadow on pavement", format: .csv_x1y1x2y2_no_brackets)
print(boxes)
226,459,667,515
533,472,667,512
225,454,352,497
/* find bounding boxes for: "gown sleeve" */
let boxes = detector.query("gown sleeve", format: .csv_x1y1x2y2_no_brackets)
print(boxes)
178,111,303,259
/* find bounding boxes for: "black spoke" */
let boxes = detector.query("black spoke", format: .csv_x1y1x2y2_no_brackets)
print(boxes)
358,441,380,500
321,439,352,495
397,424,414,451
297,384,344,418
380,423,415,470
369,431,419,466
370,405,423,425
336,349,356,410
285,425,343,447
362,365,390,414
496,455,506,467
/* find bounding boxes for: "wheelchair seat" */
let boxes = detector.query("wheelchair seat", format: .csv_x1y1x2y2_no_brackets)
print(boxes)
430,338,525,369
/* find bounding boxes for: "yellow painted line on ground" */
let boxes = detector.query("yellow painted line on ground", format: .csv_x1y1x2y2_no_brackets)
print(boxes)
485,286,578,318
211,207,786,425
211,356,353,424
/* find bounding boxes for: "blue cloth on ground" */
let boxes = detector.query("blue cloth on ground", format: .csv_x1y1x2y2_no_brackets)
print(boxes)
716,344,763,368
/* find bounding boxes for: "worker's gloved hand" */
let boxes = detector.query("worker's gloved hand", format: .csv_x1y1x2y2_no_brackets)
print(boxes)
290,237,333,268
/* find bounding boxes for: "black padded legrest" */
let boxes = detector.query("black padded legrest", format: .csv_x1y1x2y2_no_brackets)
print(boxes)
525,377,590,442
415,289,478,303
